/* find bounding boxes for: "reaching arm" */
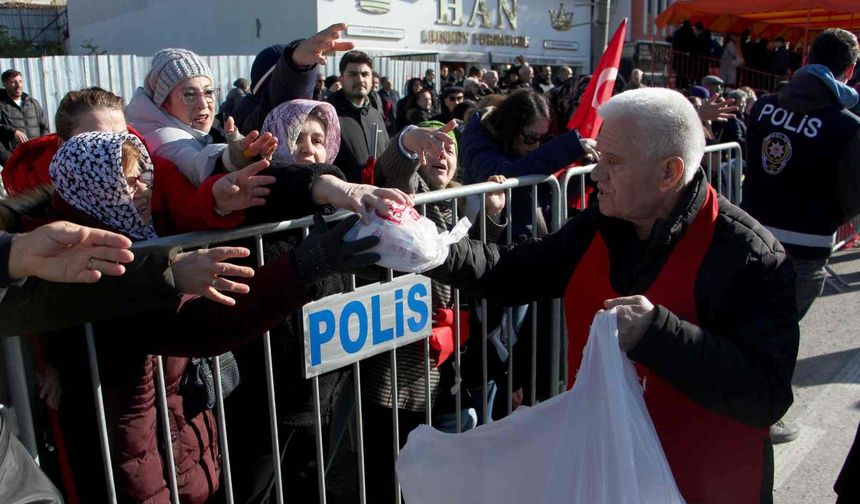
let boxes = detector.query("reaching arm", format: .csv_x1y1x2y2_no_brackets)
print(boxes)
0,245,181,337
461,118,586,183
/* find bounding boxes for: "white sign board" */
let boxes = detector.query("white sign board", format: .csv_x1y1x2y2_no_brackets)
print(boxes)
302,274,433,378
316,0,590,63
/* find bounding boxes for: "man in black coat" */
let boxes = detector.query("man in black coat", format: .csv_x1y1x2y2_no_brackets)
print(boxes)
0,70,49,164
328,50,390,183
404,87,798,504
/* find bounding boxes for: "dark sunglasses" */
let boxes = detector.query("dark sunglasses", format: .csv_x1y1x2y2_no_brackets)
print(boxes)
521,131,549,146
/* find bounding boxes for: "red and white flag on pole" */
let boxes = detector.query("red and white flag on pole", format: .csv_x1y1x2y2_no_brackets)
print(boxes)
566,18,628,138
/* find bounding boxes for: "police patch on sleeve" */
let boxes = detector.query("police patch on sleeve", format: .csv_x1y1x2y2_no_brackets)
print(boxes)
761,132,793,175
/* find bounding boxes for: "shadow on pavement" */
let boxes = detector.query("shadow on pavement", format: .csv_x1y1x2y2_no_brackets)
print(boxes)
793,348,860,387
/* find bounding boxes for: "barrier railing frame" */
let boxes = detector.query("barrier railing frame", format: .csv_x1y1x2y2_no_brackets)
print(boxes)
4,141,758,503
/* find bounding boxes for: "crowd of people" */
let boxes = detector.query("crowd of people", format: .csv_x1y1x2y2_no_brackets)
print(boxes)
0,20,859,504
668,20,806,89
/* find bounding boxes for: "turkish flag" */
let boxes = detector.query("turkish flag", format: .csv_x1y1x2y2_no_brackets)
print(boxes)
566,18,628,138
556,18,627,208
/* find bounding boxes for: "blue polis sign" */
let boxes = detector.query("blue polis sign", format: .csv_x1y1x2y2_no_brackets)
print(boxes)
302,274,433,378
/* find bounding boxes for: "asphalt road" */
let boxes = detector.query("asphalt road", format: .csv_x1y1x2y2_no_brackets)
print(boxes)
773,247,860,504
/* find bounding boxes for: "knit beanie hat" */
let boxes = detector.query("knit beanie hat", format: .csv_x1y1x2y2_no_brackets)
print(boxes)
144,48,213,106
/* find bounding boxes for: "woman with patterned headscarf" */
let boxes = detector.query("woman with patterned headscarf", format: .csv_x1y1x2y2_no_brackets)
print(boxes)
42,130,381,504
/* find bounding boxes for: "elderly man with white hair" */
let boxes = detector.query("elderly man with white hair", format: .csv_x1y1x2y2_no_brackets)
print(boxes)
415,87,799,503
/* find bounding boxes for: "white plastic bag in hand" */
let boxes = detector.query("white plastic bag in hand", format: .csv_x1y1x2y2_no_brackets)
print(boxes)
396,309,685,504
344,202,471,273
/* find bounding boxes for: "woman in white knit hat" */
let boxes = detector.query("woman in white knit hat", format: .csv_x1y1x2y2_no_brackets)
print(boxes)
126,48,278,186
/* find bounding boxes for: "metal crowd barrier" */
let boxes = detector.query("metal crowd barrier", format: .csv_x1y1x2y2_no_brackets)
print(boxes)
3,142,750,504
702,141,743,205
13,174,564,504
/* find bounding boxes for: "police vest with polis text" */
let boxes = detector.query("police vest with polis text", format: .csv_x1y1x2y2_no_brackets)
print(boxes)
742,94,860,259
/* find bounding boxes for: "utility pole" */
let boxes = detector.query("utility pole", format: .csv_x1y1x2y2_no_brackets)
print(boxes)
591,0,612,70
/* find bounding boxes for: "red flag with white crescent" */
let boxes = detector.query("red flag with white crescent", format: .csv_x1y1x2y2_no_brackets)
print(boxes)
566,18,628,138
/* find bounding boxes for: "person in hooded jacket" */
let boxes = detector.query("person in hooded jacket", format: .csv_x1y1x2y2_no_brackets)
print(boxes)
35,130,383,504
232,24,353,135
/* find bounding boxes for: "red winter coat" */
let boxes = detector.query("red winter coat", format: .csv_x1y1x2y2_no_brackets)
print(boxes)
0,129,244,233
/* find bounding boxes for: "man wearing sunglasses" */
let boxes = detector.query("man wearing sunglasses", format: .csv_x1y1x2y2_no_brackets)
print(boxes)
433,86,465,123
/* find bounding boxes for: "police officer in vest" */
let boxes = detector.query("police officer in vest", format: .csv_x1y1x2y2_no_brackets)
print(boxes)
392,88,798,504
742,29,860,444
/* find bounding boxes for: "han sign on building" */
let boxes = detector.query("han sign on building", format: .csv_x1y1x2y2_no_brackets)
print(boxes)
319,0,590,65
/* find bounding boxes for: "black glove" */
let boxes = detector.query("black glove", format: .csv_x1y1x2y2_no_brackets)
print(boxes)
294,214,381,286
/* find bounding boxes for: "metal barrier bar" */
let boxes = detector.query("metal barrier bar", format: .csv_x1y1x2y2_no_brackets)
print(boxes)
451,198,463,434
312,377,327,503
353,358,367,504
702,142,743,205
386,266,402,504
212,356,234,504
505,187,514,416
480,195,489,425
1,336,37,457
154,356,180,504
419,204,432,428
255,234,285,504
85,323,118,504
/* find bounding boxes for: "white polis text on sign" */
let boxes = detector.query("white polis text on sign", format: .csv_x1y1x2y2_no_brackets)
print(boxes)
302,274,433,378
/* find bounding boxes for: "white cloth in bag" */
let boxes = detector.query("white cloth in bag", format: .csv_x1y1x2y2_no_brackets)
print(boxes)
396,309,685,504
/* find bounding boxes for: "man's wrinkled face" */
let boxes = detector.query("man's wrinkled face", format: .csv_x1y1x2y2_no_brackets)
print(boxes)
590,116,664,225
342,62,373,102
3,75,24,99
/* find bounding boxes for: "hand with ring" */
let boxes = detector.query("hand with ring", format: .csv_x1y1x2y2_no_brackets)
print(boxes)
8,221,134,283
171,247,256,306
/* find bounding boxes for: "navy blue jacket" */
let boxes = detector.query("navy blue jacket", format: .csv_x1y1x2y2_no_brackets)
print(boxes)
232,40,317,135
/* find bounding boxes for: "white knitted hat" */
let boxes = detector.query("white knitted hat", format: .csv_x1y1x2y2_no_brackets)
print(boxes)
144,48,213,106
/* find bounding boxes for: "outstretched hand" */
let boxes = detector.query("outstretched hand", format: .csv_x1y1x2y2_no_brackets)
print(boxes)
212,159,277,214
293,23,355,67
312,174,414,224
172,247,255,306
402,120,457,167
697,95,739,122
7,221,134,283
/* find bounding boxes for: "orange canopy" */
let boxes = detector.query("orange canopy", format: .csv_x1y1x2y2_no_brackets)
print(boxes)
655,0,860,44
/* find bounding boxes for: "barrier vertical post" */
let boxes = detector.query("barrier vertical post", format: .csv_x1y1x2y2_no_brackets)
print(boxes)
154,356,180,504
255,234,284,504
84,324,118,504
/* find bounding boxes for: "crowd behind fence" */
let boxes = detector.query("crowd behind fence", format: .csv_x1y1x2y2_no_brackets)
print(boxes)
0,53,439,129
4,141,858,503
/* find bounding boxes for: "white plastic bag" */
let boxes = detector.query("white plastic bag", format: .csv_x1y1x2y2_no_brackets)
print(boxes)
396,309,685,504
344,203,471,273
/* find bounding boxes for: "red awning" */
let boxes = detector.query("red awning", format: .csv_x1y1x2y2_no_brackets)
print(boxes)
656,0,860,43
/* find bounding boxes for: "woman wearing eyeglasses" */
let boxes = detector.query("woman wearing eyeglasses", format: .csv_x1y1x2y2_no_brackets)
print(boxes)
126,48,278,187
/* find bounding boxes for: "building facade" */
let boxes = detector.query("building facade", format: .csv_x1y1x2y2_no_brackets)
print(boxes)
68,0,591,68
